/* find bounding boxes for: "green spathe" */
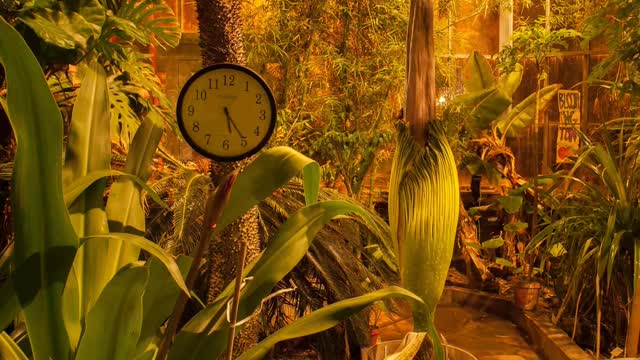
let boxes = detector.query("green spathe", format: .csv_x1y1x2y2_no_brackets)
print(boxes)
389,122,460,358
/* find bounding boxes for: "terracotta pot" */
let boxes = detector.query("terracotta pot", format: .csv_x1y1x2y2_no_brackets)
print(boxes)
513,280,541,310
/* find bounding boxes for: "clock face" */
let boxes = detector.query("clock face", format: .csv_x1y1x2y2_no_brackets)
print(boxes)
176,63,277,162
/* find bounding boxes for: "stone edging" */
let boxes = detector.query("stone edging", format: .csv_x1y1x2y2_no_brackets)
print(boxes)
441,286,594,360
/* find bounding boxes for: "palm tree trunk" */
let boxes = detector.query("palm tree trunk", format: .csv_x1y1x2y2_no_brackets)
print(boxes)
195,0,262,356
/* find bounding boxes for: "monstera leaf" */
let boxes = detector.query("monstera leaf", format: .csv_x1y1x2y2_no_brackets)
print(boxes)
19,0,105,50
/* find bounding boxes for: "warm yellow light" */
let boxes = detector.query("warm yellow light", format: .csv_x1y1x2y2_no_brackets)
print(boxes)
438,96,446,105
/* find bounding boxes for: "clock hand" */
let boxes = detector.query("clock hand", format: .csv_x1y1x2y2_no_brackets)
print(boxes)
223,107,246,138
224,107,232,134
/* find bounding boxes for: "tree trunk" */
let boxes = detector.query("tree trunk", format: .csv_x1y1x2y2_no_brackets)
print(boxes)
195,0,262,356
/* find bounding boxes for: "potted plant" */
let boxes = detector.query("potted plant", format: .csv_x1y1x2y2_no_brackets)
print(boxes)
512,259,543,311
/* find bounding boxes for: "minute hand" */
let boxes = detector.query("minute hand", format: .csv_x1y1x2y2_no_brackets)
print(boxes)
223,107,246,138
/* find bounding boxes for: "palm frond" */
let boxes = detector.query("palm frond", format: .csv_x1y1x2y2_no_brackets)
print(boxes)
258,180,398,355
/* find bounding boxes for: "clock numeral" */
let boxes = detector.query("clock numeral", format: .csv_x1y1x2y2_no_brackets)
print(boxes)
254,126,260,136
224,74,235,86
245,81,249,92
192,121,200,132
204,134,211,144
241,138,248,147
255,94,262,104
187,105,195,116
222,139,230,150
209,78,219,90
194,89,207,101
259,109,266,120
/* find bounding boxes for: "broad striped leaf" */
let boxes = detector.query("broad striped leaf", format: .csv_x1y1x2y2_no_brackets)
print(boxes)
0,18,77,360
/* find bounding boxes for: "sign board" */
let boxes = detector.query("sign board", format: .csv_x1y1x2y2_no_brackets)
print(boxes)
556,90,581,163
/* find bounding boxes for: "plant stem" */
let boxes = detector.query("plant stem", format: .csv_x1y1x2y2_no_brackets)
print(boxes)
157,171,238,359
226,239,248,360
596,272,601,358
625,241,640,356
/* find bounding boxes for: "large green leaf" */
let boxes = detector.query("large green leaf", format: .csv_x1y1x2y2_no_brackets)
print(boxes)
0,280,19,332
497,195,523,214
216,147,321,232
19,0,105,50
61,61,112,338
79,233,189,296
75,264,148,360
0,332,28,360
135,256,192,355
496,84,562,138
481,237,505,249
388,123,459,359
168,200,382,360
457,87,512,136
64,169,166,209
237,287,422,360
463,51,495,92
0,18,77,360
498,63,524,97
105,116,163,276
114,0,181,49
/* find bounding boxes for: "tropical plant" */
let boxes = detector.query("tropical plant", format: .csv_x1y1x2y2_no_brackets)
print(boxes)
526,120,640,357
193,1,265,354
449,51,561,275
496,17,581,76
454,51,561,186
583,0,640,93
242,0,407,198
0,19,419,360
0,0,180,144
379,1,461,359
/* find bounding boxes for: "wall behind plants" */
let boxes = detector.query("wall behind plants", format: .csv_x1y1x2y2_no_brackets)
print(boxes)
154,0,511,198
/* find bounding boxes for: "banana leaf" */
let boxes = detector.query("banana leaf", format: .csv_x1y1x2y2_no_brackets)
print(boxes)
61,60,112,340
168,200,384,360
237,286,422,360
463,51,494,92
498,63,524,97
0,332,28,360
75,264,148,360
0,18,77,360
457,87,512,136
496,84,562,138
388,123,459,358
105,115,164,275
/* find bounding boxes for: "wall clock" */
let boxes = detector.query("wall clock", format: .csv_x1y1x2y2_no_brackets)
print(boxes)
176,63,277,162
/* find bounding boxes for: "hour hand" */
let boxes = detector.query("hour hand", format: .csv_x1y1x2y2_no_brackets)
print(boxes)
224,107,232,134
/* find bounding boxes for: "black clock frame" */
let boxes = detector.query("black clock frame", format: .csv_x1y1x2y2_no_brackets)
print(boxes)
176,63,277,162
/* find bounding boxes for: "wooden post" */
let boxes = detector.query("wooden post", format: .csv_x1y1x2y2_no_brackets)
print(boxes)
542,0,551,173
499,0,513,51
